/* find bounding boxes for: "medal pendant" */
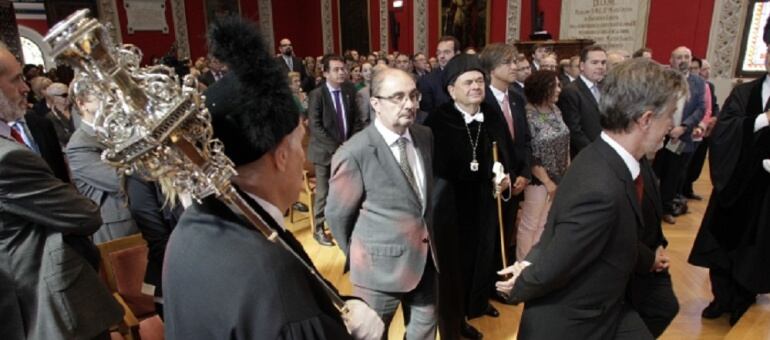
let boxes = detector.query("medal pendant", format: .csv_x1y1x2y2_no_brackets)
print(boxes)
470,159,479,172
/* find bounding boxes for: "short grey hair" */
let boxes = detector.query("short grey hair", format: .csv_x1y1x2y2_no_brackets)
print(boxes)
599,58,688,133
369,65,402,97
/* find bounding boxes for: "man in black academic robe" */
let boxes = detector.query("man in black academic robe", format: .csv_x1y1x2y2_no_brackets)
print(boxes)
425,54,514,339
688,48,770,325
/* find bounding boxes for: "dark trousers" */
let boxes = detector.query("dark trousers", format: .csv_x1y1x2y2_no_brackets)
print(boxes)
709,267,756,312
629,270,679,338
683,139,709,196
313,163,331,232
653,149,693,214
614,305,655,340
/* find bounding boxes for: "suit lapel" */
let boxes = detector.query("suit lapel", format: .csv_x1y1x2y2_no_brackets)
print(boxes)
366,126,421,209
322,86,342,142
484,88,516,146
595,139,643,226
410,126,432,215
343,87,354,138
577,78,599,110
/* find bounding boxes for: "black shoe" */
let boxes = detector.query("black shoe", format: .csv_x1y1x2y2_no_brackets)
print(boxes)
729,304,751,326
701,301,726,319
492,292,514,305
292,202,309,212
483,304,500,317
684,193,703,201
313,229,334,247
460,321,483,339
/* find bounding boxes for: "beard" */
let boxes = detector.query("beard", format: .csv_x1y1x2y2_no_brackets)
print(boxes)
282,49,293,56
0,91,26,123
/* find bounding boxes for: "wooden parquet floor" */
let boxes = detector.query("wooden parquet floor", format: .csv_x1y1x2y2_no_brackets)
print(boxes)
287,161,770,339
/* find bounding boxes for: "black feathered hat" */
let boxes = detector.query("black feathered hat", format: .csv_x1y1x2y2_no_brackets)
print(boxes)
443,53,486,89
204,17,299,167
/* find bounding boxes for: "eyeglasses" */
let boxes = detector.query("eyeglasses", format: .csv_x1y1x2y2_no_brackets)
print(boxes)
54,93,68,98
280,43,292,47
374,90,422,105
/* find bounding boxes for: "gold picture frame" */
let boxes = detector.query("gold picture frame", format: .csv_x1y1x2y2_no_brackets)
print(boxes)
439,0,491,50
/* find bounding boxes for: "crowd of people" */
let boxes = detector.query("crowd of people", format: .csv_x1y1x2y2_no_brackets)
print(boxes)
2,14,769,340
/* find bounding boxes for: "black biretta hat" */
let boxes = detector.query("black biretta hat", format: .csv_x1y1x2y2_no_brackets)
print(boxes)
204,17,299,167
443,53,486,89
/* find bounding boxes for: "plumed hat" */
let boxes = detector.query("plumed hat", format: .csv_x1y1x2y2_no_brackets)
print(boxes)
204,16,299,167
443,53,486,89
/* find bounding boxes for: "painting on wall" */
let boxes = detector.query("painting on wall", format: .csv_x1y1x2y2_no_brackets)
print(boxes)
737,1,770,77
204,0,240,28
440,0,490,50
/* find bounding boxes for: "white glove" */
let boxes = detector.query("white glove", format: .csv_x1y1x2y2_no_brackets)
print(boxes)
495,261,532,298
764,159,770,173
492,161,506,185
341,299,385,340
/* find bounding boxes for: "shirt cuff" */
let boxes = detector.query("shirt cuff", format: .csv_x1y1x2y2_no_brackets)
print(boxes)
755,113,769,132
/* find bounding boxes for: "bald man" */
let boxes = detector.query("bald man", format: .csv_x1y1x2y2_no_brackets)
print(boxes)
653,46,705,224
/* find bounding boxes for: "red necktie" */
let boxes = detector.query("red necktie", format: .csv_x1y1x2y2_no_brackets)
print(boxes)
502,93,515,140
634,175,644,204
9,126,26,146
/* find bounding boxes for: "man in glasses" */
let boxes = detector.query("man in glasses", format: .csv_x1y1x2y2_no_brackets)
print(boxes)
276,38,307,84
326,67,439,339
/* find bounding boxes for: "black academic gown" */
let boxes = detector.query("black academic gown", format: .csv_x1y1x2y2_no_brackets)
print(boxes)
689,75,770,294
425,101,513,318
163,191,351,339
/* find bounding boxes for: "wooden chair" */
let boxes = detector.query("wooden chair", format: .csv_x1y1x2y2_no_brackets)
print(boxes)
98,234,164,340
290,127,316,231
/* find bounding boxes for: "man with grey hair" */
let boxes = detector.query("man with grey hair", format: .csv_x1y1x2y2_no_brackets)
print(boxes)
0,41,123,339
653,46,705,224
496,58,687,339
327,67,438,339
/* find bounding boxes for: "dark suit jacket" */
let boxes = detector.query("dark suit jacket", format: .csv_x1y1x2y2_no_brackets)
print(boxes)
307,82,365,166
25,112,70,182
277,55,306,78
163,192,351,339
483,86,533,180
510,81,525,102
66,124,138,244
198,70,224,87
0,138,121,339
125,176,182,296
635,157,668,274
557,76,602,157
417,68,451,113
326,123,436,292
510,138,643,339
558,73,574,87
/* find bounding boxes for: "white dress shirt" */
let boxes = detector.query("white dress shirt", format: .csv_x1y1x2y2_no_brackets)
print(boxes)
600,131,640,180
374,119,426,203
489,84,507,110
246,192,287,231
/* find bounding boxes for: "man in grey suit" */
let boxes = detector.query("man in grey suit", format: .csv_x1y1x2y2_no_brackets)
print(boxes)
66,76,139,244
326,68,438,339
0,43,122,340
496,59,686,339
307,54,366,246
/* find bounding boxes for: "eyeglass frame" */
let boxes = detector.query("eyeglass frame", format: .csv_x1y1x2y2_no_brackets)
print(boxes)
373,90,422,106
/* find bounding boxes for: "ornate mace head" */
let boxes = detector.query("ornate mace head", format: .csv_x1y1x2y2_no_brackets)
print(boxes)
44,9,235,202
